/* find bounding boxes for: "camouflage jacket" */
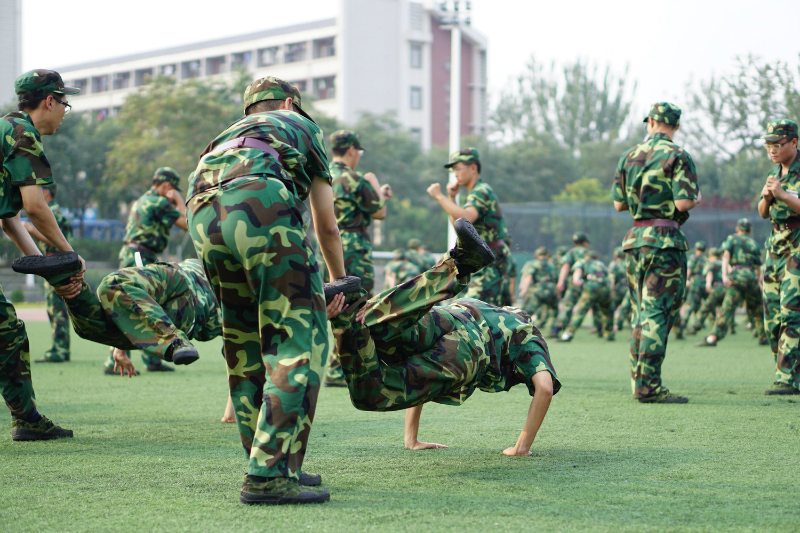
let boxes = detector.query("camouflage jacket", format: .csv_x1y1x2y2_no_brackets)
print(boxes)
608,259,628,287
123,187,182,253
188,110,330,207
174,259,221,341
385,259,421,285
461,179,509,244
720,234,762,269
406,250,436,272
703,260,722,286
0,111,55,219
521,258,556,287
687,253,707,281
560,245,587,285
330,161,384,250
38,202,73,254
765,150,800,255
573,258,610,290
611,132,699,251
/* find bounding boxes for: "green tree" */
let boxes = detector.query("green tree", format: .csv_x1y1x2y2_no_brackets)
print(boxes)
552,177,609,203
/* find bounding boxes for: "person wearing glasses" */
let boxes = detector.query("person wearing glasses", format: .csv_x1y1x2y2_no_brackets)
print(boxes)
321,130,391,387
757,119,800,396
0,69,86,440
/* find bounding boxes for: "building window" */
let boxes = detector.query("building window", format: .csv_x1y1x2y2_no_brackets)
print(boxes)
284,42,307,63
289,80,308,93
409,128,422,144
410,43,422,69
111,106,122,117
313,76,336,100
232,51,252,69
94,108,109,122
160,64,177,78
409,2,424,30
181,60,202,79
112,72,130,90
72,79,88,94
313,37,335,59
410,87,422,109
91,75,109,93
479,50,487,82
258,47,279,67
134,68,153,86
206,56,226,76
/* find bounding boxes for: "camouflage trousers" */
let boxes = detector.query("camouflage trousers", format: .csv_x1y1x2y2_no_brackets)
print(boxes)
44,281,70,360
696,285,726,331
555,284,581,329
0,284,35,419
187,177,329,480
613,286,631,330
566,284,613,338
711,272,764,341
625,247,686,399
521,284,558,328
682,281,707,330
763,252,800,391
461,244,513,307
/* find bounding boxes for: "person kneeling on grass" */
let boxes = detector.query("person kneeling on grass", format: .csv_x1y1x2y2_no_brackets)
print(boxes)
325,218,561,456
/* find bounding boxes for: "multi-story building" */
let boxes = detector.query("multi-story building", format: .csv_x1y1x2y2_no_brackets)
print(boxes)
55,0,487,149
0,0,22,105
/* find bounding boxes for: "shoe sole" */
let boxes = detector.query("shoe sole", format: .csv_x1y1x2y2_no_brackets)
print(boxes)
12,428,74,441
323,276,362,304
240,490,330,505
638,397,689,404
453,218,495,266
172,347,200,365
12,252,80,277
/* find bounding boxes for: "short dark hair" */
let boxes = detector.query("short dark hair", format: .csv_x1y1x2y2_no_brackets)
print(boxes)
17,94,50,112
245,99,302,116
472,161,481,174
332,145,351,157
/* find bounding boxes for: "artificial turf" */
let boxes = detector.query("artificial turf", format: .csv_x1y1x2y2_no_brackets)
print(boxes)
1,319,798,532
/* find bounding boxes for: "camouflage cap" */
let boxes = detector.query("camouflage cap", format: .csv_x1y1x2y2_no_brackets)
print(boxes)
761,119,798,142
583,249,598,259
556,245,569,256
331,130,364,152
572,232,589,243
242,76,315,124
407,238,422,249
153,167,182,191
643,102,681,126
613,247,625,259
15,69,80,103
708,247,720,257
42,182,57,194
736,218,752,233
694,241,707,251
444,148,480,169
534,246,549,257
393,249,407,260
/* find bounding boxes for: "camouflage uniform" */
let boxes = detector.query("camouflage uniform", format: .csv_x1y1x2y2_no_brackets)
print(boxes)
554,239,588,330
186,78,331,481
696,253,725,329
761,121,800,391
384,250,422,285
564,254,614,339
406,239,436,272
519,250,558,327
609,248,630,331
331,252,561,411
683,243,708,332
0,70,79,420
446,149,513,307
710,223,765,342
610,102,699,399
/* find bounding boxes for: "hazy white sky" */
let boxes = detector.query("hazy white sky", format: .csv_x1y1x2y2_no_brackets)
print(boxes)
21,0,800,118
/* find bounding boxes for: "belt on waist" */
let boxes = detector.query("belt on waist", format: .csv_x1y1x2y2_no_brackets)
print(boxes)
126,243,156,254
486,239,506,250
772,220,800,231
633,219,680,229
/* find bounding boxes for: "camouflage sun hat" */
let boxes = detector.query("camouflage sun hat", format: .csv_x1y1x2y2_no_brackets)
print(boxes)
407,238,422,249
444,148,480,169
694,241,707,251
736,218,752,233
331,130,364,152
15,69,80,103
761,120,799,142
534,246,549,257
643,102,681,126
242,76,315,124
153,167,182,192
708,247,720,257
572,232,589,244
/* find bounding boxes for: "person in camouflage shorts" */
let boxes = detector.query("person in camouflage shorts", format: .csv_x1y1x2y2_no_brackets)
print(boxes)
561,250,614,341
682,241,708,334
518,246,558,328
0,69,84,440
758,119,800,395
22,182,73,363
186,77,346,505
110,167,189,373
328,219,560,455
384,249,422,287
427,148,514,307
552,233,589,336
696,219,766,347
611,102,700,403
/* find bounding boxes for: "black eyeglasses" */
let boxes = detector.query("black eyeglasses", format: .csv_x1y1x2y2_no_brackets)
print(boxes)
52,96,71,114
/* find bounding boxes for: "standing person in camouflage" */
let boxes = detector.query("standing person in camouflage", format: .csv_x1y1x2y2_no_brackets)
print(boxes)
683,242,708,334
405,238,436,271
22,183,73,363
384,249,422,288
517,246,558,327
609,247,628,328
0,69,85,440
328,219,559,455
757,120,800,395
611,102,700,403
552,233,589,336
108,167,189,374
186,77,345,505
427,148,513,307
561,250,614,342
696,219,766,347
694,247,725,329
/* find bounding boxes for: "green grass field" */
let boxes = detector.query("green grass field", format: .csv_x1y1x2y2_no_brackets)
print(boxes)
1,319,798,533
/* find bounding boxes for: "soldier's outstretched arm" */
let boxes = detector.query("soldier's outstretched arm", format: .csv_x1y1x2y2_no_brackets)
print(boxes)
0,214,41,256
403,404,448,451
502,371,554,456
310,176,346,279
518,274,533,298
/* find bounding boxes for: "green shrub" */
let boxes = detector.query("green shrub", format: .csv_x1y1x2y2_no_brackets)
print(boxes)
10,289,24,304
